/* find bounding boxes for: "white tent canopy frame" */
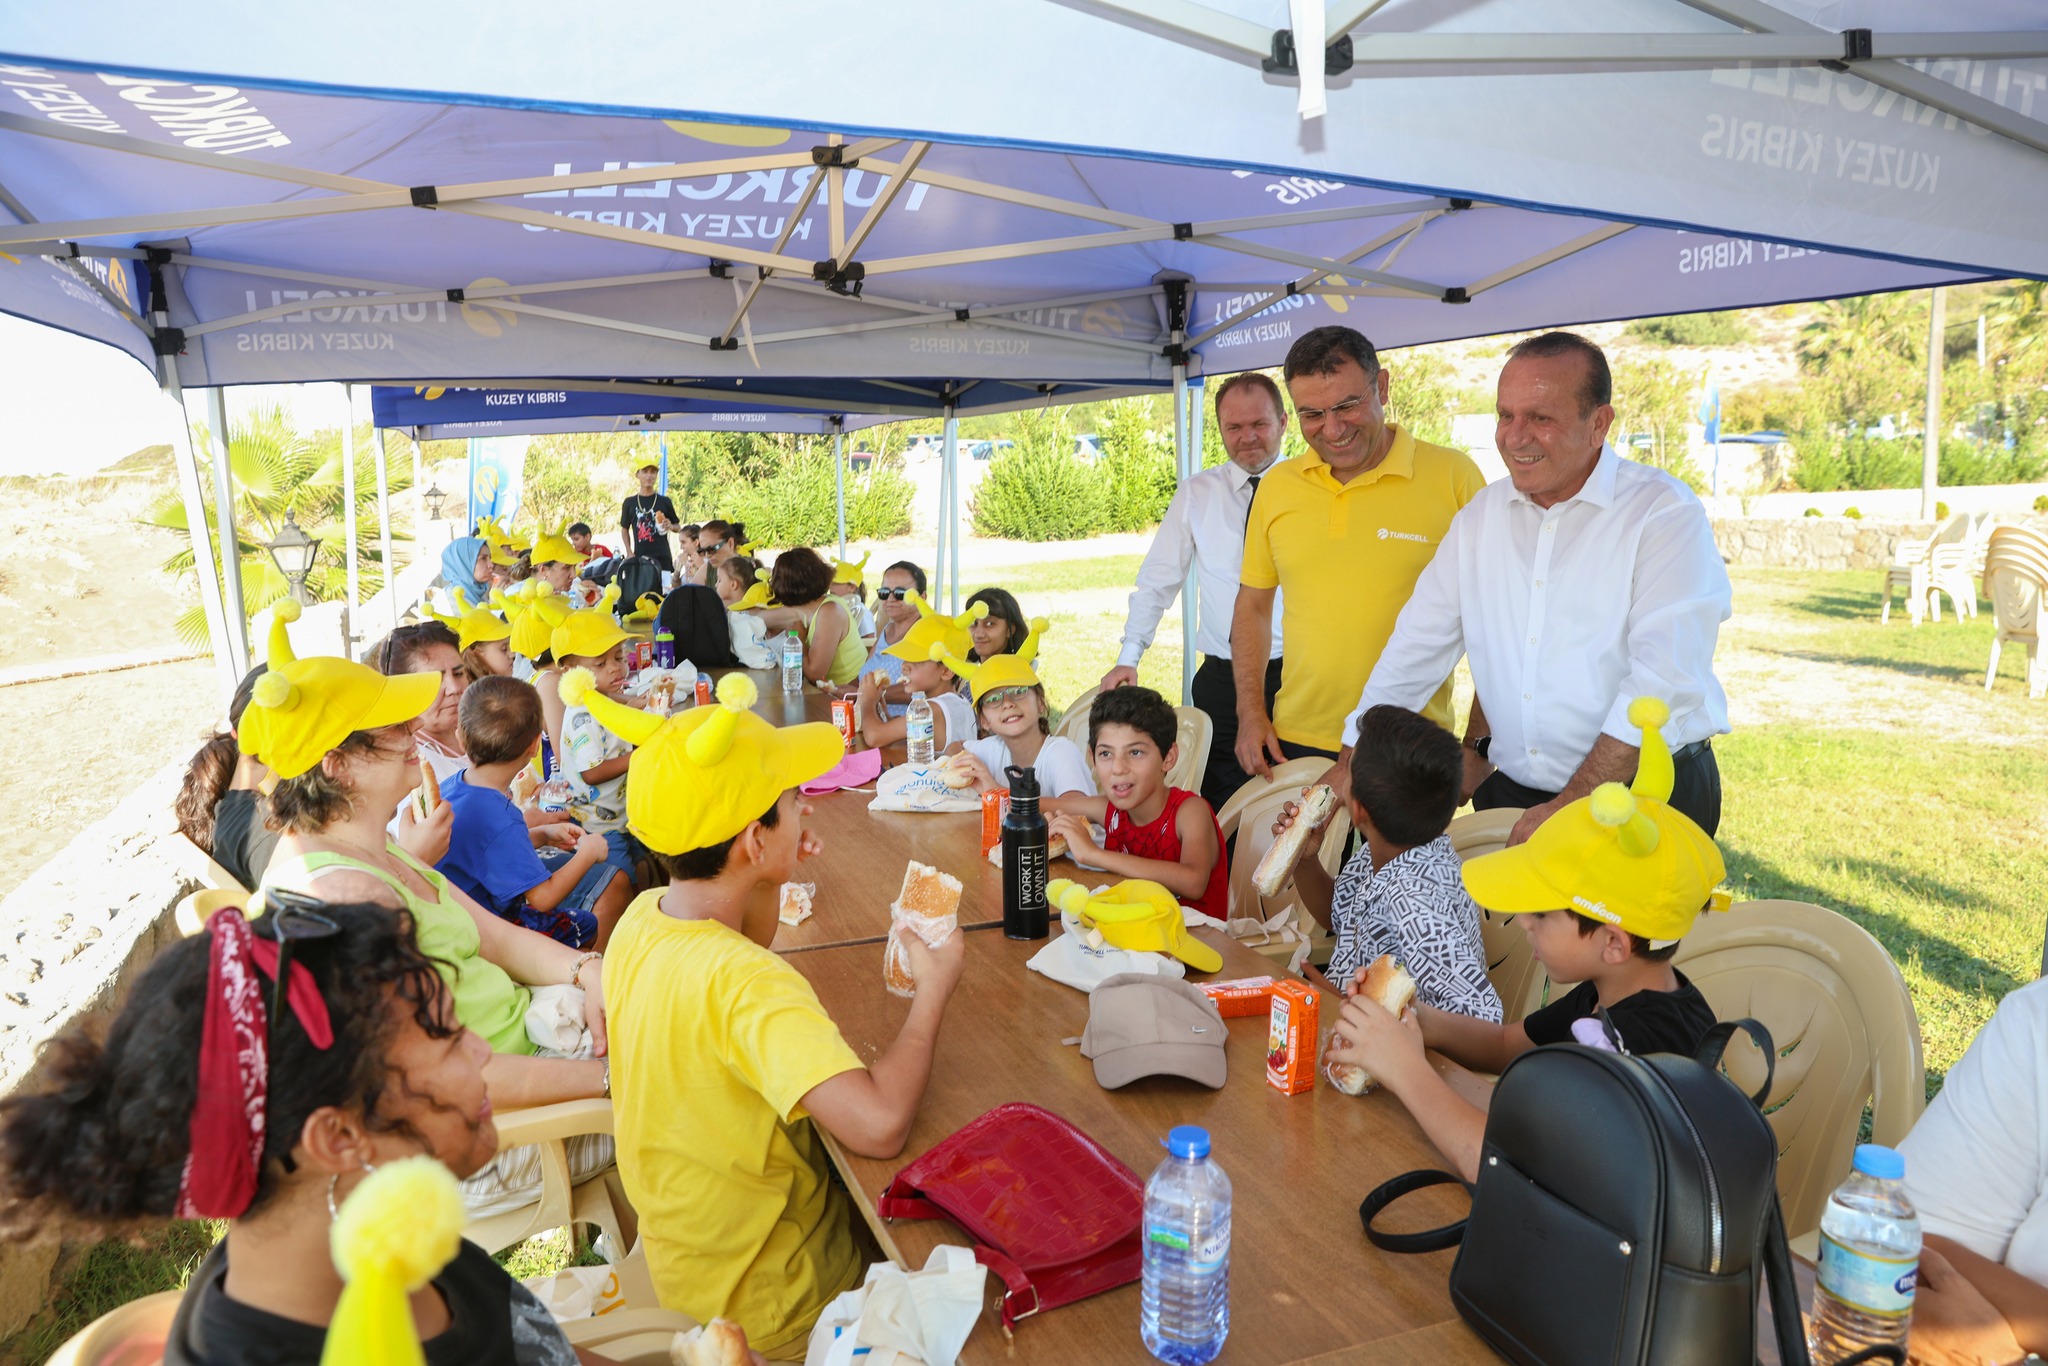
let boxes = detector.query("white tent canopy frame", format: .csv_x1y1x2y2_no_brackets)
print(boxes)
1,8,2039,700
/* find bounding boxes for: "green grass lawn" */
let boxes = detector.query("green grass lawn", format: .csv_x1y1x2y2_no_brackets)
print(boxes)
7,561,2040,1360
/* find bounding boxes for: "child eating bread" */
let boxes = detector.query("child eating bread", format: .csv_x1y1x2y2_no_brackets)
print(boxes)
570,671,967,1357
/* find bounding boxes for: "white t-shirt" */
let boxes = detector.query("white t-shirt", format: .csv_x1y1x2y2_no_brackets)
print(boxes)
1899,977,2048,1282
561,702,631,833
918,691,976,749
962,734,1096,798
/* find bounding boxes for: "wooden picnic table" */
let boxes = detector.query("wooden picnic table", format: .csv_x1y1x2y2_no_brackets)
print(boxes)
680,670,1098,951
790,926,1497,1365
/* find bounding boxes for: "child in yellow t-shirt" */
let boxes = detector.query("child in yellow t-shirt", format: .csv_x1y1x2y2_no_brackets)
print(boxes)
561,670,966,1358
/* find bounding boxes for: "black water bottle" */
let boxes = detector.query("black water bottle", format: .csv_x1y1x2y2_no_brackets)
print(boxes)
1001,765,1049,940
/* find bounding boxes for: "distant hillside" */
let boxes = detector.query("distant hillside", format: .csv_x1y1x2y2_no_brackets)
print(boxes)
104,444,174,477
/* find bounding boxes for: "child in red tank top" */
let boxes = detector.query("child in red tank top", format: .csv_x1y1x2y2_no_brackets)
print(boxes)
1047,685,1229,919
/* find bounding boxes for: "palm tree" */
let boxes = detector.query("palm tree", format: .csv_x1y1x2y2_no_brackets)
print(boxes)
142,403,414,649
1795,292,1926,426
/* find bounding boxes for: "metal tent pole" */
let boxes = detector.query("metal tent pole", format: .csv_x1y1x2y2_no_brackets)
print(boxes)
941,404,960,613
1922,286,1946,521
409,429,425,538
947,408,962,615
372,409,397,632
202,387,249,678
341,383,360,641
832,423,847,560
1173,363,1196,704
159,360,237,700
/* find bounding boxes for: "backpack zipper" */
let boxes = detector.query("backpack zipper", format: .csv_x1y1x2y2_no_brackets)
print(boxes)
1640,1060,1724,1273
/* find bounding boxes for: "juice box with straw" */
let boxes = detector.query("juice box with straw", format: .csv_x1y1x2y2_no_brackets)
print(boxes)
980,789,1009,854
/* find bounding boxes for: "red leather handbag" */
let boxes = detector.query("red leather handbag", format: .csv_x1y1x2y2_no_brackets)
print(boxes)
878,1102,1143,1332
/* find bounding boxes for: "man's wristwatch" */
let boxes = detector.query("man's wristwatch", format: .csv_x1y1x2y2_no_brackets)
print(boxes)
1470,735,1493,761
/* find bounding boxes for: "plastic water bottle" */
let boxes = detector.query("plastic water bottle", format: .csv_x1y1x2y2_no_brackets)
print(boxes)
780,631,803,694
652,626,676,671
1809,1144,1920,1364
905,692,935,771
1142,1126,1230,1365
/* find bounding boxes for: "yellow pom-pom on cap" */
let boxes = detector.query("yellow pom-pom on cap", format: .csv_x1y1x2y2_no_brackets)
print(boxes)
1589,780,1661,857
715,671,758,710
558,666,597,710
1627,696,1671,732
927,642,952,664
321,1155,464,1366
1588,783,1637,828
271,596,302,624
962,602,989,623
531,580,554,601
250,671,297,712
1047,878,1090,917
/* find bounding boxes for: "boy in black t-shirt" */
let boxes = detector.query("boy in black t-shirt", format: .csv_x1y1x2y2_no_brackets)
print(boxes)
1327,696,1730,1182
619,463,678,572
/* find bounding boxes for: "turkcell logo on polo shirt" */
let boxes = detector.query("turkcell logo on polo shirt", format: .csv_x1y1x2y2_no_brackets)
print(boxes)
1572,896,1620,924
1377,527,1432,544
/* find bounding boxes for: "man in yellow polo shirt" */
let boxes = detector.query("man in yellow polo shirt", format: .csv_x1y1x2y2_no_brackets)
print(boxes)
1233,326,1484,772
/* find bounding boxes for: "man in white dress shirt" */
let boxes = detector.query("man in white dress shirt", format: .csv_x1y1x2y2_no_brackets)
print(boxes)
1100,372,1287,809
1338,332,1731,843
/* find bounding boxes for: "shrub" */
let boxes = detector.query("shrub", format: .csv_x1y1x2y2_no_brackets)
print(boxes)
1936,501,1950,519
1844,506,1863,519
971,411,1105,541
1792,433,1921,493
716,443,913,546
2036,494,2048,513
1626,311,1753,347
1804,507,1824,517
1095,399,1177,532
1937,436,2048,488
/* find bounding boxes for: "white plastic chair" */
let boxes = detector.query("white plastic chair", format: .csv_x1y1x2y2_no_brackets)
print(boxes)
1880,513,1973,626
1166,707,1213,793
1982,526,2048,698
1051,684,1101,749
1447,808,1541,1020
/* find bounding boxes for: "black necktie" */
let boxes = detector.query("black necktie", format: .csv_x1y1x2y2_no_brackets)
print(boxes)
1243,474,1261,534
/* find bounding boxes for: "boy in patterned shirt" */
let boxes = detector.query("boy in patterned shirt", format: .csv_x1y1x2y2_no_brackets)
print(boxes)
1278,704,1501,1022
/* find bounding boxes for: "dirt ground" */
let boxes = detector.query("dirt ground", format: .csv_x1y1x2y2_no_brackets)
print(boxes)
0,473,222,899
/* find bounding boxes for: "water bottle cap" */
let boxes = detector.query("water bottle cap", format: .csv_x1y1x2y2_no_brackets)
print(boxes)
1852,1144,1905,1180
1164,1125,1210,1160
911,691,926,701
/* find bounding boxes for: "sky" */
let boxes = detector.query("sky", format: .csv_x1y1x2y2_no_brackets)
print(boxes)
0,313,351,476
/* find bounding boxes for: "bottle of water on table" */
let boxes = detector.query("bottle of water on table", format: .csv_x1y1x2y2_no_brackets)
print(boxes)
1809,1144,1920,1364
1142,1125,1230,1365
906,691,934,771
780,631,803,694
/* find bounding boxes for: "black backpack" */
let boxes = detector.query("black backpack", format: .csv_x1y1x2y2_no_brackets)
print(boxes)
612,555,665,617
1360,1021,1902,1366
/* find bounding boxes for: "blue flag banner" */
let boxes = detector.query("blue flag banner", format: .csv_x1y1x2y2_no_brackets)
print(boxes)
466,435,526,528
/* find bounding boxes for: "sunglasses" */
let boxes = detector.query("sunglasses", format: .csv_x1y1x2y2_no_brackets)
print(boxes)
258,887,342,1049
698,540,726,554
875,587,911,602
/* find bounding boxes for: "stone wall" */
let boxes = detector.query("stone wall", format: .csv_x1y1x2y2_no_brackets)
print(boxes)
0,759,208,1337
1711,517,1933,570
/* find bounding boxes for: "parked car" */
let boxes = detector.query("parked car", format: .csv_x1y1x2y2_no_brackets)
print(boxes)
970,439,1016,461
1073,434,1103,461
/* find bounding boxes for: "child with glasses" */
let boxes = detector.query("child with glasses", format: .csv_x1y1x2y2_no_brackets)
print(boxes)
935,622,1095,799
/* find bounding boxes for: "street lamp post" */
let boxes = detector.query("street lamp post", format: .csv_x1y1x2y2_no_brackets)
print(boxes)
423,481,448,521
266,513,322,605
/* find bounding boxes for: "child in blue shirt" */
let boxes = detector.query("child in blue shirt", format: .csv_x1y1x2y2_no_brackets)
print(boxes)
438,676,630,950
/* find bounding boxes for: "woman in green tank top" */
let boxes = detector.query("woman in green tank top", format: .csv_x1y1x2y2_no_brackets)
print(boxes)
253,701,608,1111
755,547,868,687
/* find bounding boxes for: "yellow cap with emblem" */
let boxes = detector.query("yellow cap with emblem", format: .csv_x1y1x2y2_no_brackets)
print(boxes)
1459,698,1730,946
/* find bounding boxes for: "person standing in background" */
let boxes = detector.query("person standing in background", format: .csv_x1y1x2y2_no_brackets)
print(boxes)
619,464,678,574
1101,372,1287,810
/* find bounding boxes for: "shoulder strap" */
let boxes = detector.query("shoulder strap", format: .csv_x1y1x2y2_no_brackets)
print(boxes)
1695,1018,1776,1108
1358,1168,1470,1254
1761,1196,1906,1366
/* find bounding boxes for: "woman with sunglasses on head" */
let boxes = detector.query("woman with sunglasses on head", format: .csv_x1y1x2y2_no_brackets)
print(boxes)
0,897,680,1364
241,611,616,1219
852,561,926,718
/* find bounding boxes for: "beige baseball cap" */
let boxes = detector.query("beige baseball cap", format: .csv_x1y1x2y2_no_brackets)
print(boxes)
1077,974,1228,1090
